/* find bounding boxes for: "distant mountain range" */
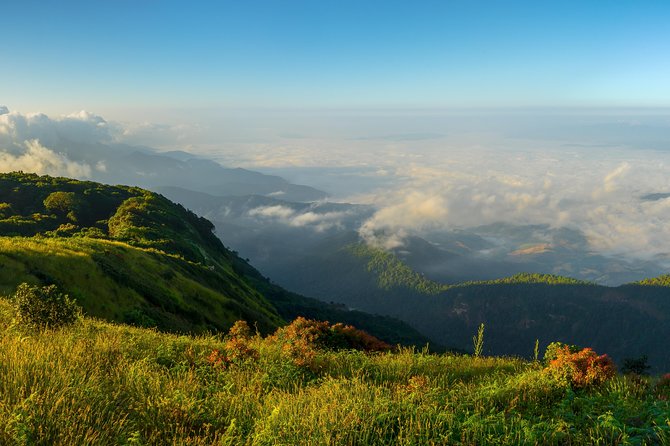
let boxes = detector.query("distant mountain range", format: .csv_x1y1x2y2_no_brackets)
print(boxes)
92,149,327,202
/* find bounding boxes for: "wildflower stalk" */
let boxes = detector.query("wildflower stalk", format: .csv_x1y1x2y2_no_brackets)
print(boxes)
472,323,484,358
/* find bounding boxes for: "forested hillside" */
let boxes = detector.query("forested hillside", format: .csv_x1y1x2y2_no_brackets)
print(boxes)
271,242,670,371
0,172,429,345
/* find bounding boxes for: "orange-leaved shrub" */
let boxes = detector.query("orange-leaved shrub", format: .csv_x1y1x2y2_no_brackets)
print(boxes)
269,317,391,371
207,320,259,370
544,346,616,389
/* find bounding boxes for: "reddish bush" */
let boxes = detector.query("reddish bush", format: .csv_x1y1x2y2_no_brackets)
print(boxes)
224,336,259,362
228,320,253,340
655,373,670,400
545,346,616,388
207,349,229,370
330,322,393,352
207,320,259,370
269,317,391,371
272,317,391,353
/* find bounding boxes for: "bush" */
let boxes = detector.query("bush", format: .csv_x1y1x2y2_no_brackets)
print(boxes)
621,355,651,376
655,373,670,400
545,346,616,389
268,317,391,372
43,191,79,221
272,317,391,352
12,283,81,330
207,320,259,370
543,341,581,363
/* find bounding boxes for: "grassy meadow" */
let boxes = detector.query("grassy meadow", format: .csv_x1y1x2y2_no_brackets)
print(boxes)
0,297,668,446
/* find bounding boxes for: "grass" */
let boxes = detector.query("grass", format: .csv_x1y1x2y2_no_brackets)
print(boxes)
0,298,668,445
0,236,283,334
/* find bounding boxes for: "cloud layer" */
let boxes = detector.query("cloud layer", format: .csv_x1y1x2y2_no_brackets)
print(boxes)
356,146,670,264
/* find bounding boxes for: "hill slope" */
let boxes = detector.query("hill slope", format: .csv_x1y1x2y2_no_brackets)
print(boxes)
0,172,430,345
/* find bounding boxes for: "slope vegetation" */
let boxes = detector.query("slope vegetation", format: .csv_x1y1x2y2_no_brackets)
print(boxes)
0,172,430,345
0,301,667,445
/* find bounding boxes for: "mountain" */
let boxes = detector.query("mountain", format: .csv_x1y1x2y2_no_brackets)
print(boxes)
133,183,670,369
0,172,430,346
93,149,328,202
264,242,670,371
159,185,663,287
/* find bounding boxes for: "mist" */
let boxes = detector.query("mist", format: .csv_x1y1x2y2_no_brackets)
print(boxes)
2,105,670,282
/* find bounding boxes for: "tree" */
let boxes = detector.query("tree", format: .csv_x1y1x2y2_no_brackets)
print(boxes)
43,191,79,222
12,283,81,330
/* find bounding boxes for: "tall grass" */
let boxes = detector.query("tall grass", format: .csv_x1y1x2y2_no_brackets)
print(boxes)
0,298,668,445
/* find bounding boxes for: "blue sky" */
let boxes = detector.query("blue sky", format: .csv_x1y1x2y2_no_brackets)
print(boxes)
2,1,670,115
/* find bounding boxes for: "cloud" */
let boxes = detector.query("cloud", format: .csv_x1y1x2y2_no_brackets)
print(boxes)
359,191,448,248
248,205,295,220
0,139,92,177
354,146,670,264
0,107,204,166
248,205,350,232
0,109,115,152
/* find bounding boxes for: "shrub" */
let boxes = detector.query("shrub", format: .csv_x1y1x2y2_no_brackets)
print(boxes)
228,319,253,340
12,283,81,330
43,191,79,221
272,317,391,353
207,320,259,370
655,373,670,400
621,355,650,376
545,346,616,389
269,317,391,372
543,341,581,363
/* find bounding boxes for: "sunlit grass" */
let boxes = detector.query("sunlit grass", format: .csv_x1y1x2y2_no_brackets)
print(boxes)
0,297,667,445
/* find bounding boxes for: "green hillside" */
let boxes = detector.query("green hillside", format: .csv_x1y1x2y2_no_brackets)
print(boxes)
0,172,429,345
348,243,590,294
0,172,283,333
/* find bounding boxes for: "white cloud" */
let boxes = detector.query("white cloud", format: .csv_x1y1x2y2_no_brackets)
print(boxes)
0,109,115,151
248,205,350,232
0,139,92,178
248,205,295,219
354,147,670,264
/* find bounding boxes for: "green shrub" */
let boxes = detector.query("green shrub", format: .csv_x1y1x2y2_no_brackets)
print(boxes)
11,283,81,330
621,355,651,376
44,191,79,221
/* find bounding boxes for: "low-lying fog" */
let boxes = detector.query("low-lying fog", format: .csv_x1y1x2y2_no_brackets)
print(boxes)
2,106,670,284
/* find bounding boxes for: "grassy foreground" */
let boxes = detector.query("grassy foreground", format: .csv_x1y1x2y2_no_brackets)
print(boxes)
0,299,668,445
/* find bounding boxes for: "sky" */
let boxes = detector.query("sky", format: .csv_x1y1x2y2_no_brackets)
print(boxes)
2,1,670,117
3,1,670,279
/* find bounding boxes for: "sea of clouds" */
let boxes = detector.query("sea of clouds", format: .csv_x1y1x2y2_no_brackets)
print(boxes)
2,105,670,267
